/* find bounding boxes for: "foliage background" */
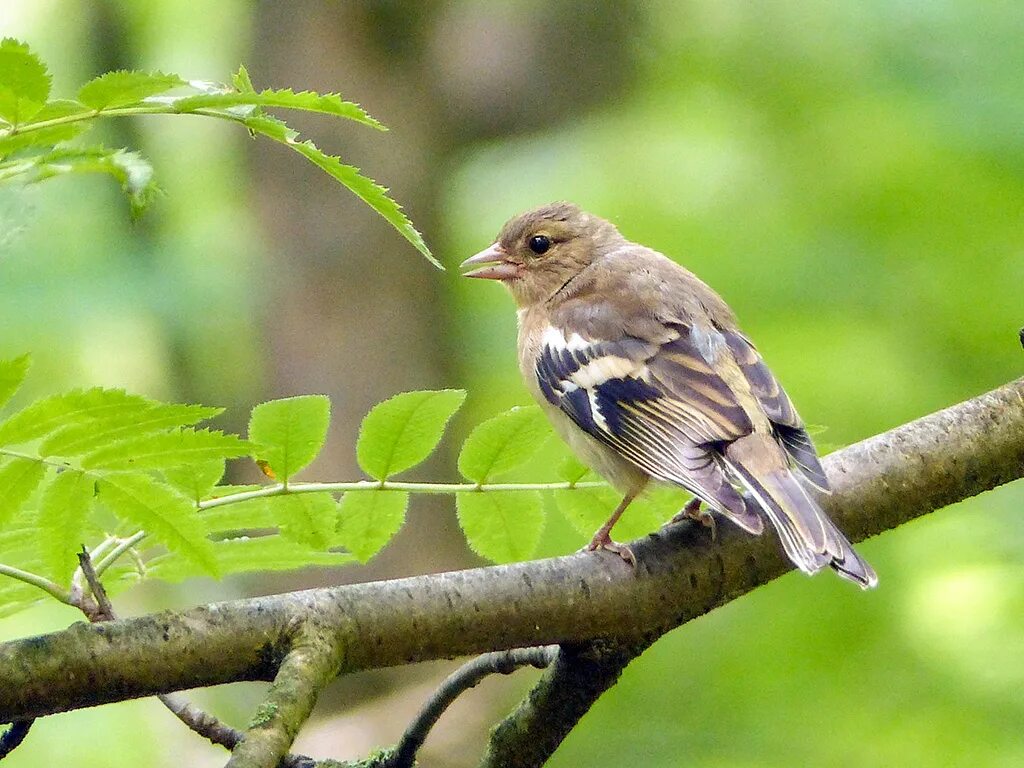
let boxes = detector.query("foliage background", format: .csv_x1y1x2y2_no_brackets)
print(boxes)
2,2,1022,766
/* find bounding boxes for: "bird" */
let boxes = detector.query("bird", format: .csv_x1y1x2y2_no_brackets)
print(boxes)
460,202,877,588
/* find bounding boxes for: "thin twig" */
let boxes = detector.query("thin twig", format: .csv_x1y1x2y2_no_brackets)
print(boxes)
0,563,71,604
93,531,147,577
75,547,313,766
77,547,114,621
386,646,558,768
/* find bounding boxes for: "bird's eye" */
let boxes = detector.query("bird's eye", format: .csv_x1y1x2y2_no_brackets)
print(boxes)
528,234,551,255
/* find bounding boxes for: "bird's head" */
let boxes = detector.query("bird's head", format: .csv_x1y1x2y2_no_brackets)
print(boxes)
461,202,625,306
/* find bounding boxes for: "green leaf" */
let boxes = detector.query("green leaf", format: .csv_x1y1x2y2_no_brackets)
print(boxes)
0,39,51,124
458,406,551,483
0,387,151,446
77,70,186,110
356,390,466,480
200,496,277,534
5,146,159,218
0,580,45,619
0,100,93,159
41,402,221,457
81,428,252,470
456,490,544,564
335,491,408,562
232,65,255,93
173,88,384,130
241,114,436,267
146,536,354,583
248,395,331,482
274,492,337,550
556,453,593,484
554,486,685,542
0,354,29,411
163,459,225,503
0,456,46,526
290,139,435,266
553,486,620,537
38,469,95,584
98,474,217,575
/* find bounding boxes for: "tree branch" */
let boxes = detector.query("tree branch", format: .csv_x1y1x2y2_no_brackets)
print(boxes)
384,646,558,768
483,371,1024,765
481,640,641,768
0,378,1021,734
225,627,342,768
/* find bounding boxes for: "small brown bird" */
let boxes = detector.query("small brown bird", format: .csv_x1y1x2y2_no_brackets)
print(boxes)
461,202,876,588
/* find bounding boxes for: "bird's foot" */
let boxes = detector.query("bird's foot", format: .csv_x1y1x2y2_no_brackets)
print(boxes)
585,531,636,568
668,498,717,540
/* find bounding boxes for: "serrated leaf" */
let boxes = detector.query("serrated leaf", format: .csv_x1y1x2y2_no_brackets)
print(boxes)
553,486,620,537
556,453,593,484
163,459,225,502
458,406,551,483
232,65,255,93
239,113,436,267
356,390,466,480
41,402,221,457
289,139,436,266
0,39,51,124
273,492,337,550
81,428,251,470
0,387,151,446
77,70,186,110
456,490,544,564
98,474,217,575
200,496,277,534
7,146,158,218
0,456,46,526
38,469,95,584
0,354,29,411
335,491,408,562
173,88,384,130
248,395,331,482
145,536,354,583
554,485,686,542
0,580,45,619
0,100,92,159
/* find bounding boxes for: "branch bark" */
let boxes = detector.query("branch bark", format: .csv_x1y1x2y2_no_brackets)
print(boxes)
0,377,1022,739
385,646,558,768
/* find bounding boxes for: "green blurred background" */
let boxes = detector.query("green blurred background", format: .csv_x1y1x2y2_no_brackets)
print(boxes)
2,1,1023,766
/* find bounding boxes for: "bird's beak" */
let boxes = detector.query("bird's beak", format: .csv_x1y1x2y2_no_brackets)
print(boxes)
460,243,519,281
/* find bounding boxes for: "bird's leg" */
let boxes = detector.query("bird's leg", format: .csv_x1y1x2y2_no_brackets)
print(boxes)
669,497,717,540
586,491,638,566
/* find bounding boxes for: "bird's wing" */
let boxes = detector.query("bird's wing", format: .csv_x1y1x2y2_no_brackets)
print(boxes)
534,322,760,531
721,331,829,490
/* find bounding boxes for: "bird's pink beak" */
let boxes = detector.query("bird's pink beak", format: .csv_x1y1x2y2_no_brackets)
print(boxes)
460,243,520,281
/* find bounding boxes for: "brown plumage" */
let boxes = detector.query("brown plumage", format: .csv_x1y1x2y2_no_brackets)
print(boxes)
461,202,876,588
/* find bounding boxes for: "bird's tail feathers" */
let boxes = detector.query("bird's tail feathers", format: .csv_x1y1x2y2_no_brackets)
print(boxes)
721,438,877,589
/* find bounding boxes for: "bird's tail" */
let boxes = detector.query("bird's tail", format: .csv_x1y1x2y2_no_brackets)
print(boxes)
722,434,877,589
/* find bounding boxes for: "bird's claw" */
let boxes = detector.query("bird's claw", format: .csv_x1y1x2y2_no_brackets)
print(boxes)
668,498,717,540
585,533,636,567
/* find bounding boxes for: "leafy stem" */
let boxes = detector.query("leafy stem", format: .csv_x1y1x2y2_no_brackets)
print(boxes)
0,563,71,604
199,479,607,510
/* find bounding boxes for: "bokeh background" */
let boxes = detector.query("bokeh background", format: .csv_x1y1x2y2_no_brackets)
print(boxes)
2,1,1023,766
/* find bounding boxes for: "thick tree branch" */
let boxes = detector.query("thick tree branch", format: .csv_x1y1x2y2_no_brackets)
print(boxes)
225,626,342,768
0,378,1022,731
481,372,1024,766
481,640,643,768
